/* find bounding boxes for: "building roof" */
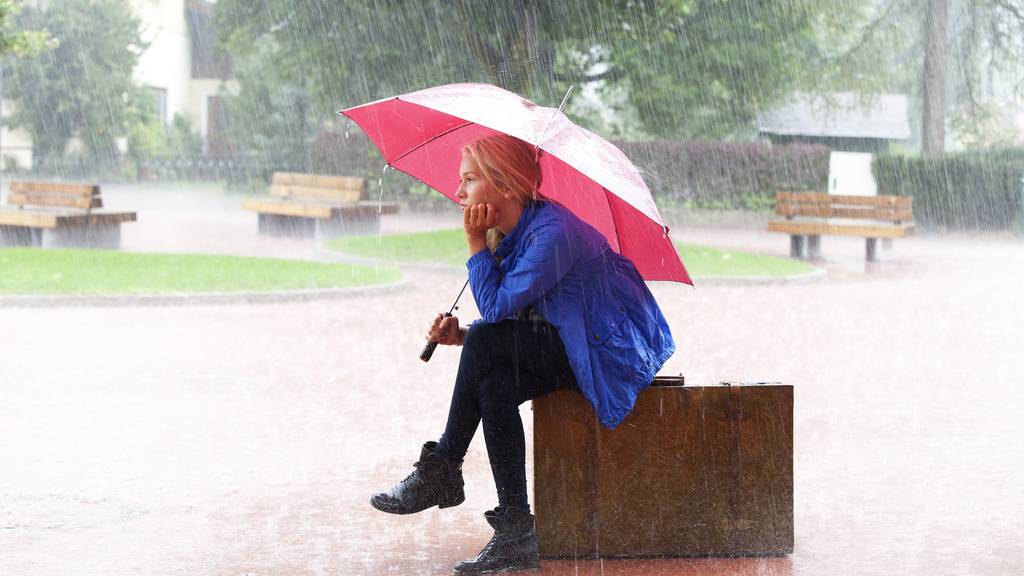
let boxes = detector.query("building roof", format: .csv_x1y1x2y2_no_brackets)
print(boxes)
757,93,910,140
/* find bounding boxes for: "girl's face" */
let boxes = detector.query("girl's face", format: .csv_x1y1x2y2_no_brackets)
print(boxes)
456,151,499,208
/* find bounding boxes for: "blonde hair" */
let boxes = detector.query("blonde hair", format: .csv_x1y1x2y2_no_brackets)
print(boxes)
461,134,546,253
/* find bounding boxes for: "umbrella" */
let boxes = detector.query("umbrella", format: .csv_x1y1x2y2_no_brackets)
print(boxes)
339,82,691,285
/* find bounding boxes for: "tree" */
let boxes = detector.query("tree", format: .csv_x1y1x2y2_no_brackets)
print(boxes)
0,0,50,56
850,0,1024,153
922,0,948,156
214,0,889,143
2,0,144,169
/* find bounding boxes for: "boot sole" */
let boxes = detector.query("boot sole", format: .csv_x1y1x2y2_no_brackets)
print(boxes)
452,563,539,575
369,490,465,514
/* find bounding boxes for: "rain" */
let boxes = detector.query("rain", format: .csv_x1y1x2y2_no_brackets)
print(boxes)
1,0,1022,575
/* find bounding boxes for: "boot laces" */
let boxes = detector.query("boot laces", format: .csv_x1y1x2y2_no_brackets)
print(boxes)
398,461,424,485
476,532,503,560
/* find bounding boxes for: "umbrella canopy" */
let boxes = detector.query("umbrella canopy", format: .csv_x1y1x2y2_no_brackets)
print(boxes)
340,83,691,284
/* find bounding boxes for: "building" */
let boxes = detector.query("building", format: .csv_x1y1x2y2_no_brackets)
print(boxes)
756,92,911,154
0,0,235,171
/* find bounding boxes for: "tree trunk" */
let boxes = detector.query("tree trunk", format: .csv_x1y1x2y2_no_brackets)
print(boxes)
921,0,948,156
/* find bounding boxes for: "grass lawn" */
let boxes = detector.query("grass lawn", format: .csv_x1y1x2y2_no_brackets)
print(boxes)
0,249,402,295
326,228,816,278
325,229,471,268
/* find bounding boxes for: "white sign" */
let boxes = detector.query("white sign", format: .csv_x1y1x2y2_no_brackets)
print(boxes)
828,151,877,196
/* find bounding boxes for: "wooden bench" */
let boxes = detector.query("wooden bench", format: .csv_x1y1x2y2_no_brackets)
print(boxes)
242,172,399,238
0,181,137,249
768,191,914,261
533,378,793,558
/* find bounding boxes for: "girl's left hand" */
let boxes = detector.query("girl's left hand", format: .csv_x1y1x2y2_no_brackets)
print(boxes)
463,202,499,242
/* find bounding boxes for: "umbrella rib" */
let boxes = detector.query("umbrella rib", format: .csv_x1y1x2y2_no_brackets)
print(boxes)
389,120,474,165
602,187,622,253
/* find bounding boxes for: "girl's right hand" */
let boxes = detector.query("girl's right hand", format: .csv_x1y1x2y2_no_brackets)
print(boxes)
427,313,463,346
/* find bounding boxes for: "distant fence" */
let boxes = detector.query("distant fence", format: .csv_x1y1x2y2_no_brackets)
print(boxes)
140,155,308,183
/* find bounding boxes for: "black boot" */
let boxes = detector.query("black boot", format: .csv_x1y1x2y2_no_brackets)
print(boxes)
370,441,465,514
452,506,540,574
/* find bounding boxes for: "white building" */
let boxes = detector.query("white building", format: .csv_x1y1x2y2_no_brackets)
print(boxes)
0,0,235,170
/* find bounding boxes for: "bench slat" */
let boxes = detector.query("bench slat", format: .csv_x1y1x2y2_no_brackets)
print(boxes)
8,192,103,210
243,198,400,218
777,191,912,208
9,181,99,197
0,208,135,229
242,199,335,219
271,172,366,191
0,210,58,228
50,211,137,227
768,219,913,238
270,184,363,203
777,204,913,221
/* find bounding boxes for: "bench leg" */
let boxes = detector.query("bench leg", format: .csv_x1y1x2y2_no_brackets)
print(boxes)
42,225,121,249
806,235,822,260
866,238,878,262
0,225,42,247
258,214,315,238
789,235,805,259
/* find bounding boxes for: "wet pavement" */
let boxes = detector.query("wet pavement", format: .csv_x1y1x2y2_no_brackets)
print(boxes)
2,185,1023,575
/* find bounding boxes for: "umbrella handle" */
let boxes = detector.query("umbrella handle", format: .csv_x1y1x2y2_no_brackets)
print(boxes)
419,312,453,362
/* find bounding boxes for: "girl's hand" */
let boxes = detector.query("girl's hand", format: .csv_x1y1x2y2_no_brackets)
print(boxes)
463,203,499,242
427,313,464,346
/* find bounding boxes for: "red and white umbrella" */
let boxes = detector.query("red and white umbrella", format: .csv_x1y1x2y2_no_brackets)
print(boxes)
340,82,691,284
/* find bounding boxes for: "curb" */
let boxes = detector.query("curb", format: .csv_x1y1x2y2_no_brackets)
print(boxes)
0,277,413,308
317,247,827,285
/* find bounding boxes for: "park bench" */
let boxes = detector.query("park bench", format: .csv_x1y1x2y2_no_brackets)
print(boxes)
242,171,399,238
768,191,914,261
0,181,136,249
533,378,793,558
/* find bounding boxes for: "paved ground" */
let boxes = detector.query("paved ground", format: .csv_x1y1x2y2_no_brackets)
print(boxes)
2,185,1022,575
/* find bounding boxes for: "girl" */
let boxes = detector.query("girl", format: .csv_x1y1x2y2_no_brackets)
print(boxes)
371,134,674,574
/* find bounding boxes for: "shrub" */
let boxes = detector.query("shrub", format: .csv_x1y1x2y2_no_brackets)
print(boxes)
309,130,380,179
309,130,449,209
615,140,830,210
873,152,1022,231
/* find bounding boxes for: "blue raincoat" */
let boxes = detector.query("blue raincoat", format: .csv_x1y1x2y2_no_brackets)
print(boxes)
466,200,675,429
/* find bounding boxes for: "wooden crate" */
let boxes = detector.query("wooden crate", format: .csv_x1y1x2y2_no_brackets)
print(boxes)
532,379,793,558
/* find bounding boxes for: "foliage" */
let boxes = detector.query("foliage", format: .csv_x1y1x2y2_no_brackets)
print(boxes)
2,0,144,171
212,0,891,147
217,39,312,170
309,130,379,179
834,0,1024,151
945,0,1024,147
127,107,204,179
616,140,830,210
873,150,1023,230
0,0,51,56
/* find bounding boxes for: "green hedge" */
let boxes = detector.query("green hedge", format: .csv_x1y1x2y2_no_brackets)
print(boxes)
615,140,830,210
308,133,831,211
873,152,1023,231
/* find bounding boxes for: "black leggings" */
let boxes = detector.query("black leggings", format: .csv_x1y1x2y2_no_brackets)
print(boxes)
434,319,578,511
